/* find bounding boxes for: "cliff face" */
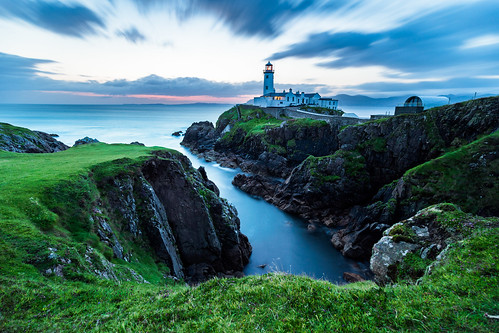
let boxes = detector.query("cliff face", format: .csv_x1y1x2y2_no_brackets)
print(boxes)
0,122,68,153
273,97,499,223
182,107,339,178
93,151,251,283
183,97,498,261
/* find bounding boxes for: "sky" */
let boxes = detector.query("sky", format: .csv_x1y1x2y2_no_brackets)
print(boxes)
0,0,498,104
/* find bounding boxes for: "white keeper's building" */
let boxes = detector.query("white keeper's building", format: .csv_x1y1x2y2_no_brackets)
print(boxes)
253,62,338,110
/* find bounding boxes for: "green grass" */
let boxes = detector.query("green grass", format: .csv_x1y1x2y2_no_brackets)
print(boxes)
0,143,174,283
403,131,499,215
286,118,328,128
300,105,344,116
1,225,497,331
0,143,166,210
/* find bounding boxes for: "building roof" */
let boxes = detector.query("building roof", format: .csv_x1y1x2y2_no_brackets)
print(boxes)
304,93,319,97
319,97,338,101
404,96,423,107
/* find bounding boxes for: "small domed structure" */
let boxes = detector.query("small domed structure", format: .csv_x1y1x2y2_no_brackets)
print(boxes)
404,96,423,107
395,95,425,115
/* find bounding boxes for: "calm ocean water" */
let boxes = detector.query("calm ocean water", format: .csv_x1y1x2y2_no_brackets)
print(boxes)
0,103,371,282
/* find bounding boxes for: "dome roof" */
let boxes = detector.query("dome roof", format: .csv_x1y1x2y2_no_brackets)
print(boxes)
265,61,273,66
404,96,423,107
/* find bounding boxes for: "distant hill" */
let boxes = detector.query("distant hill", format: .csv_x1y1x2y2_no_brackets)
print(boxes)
332,93,496,108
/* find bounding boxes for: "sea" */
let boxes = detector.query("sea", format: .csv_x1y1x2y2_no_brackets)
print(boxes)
0,103,382,282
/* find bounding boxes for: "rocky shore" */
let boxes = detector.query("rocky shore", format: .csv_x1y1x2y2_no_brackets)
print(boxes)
182,98,499,264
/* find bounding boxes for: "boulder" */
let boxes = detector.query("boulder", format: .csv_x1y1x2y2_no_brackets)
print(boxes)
74,137,99,146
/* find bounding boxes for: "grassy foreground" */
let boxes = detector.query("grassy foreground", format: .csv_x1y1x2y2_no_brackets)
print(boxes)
1,226,498,332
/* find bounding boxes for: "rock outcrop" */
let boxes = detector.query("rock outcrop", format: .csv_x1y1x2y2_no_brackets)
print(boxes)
74,137,99,146
0,122,68,153
95,150,251,283
370,203,497,284
333,130,498,259
182,107,340,178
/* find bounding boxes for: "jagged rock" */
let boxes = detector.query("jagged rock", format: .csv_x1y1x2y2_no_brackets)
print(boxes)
130,141,145,146
74,137,99,146
370,235,419,285
369,203,492,284
172,131,183,137
99,150,251,283
107,176,141,236
181,121,218,153
0,122,68,153
135,176,184,279
93,207,125,260
272,150,371,220
232,174,280,201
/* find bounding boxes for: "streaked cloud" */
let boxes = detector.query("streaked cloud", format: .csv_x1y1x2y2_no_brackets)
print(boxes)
271,0,499,77
0,0,105,38
0,0,497,101
461,34,499,49
130,0,344,38
116,26,147,43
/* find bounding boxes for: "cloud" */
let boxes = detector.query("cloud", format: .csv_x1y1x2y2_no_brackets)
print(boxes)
116,26,147,43
131,0,344,38
350,77,499,95
0,0,105,38
270,1,499,76
0,52,265,102
97,75,261,97
0,52,55,90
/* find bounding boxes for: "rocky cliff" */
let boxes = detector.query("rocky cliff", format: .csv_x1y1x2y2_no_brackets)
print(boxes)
85,150,251,284
183,97,499,261
182,106,339,178
332,130,498,258
0,122,68,153
272,97,499,223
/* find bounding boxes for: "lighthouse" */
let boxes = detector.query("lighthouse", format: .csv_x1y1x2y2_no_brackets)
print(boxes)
263,61,275,95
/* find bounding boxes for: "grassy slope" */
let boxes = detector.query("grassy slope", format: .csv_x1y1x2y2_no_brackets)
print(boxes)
0,143,177,283
403,131,499,215
218,106,328,156
1,225,497,332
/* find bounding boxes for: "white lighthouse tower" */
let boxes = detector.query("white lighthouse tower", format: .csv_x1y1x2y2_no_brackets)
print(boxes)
263,61,275,95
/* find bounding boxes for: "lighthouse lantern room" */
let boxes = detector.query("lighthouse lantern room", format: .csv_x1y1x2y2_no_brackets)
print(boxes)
263,61,275,95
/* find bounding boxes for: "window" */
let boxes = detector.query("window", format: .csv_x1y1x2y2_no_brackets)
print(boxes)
287,97,289,101
266,75,268,79
266,86,268,90
292,97,295,101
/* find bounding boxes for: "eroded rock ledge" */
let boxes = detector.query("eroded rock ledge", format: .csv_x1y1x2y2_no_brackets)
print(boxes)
94,150,252,284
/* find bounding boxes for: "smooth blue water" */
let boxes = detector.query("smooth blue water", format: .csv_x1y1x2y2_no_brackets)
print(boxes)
0,104,370,283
